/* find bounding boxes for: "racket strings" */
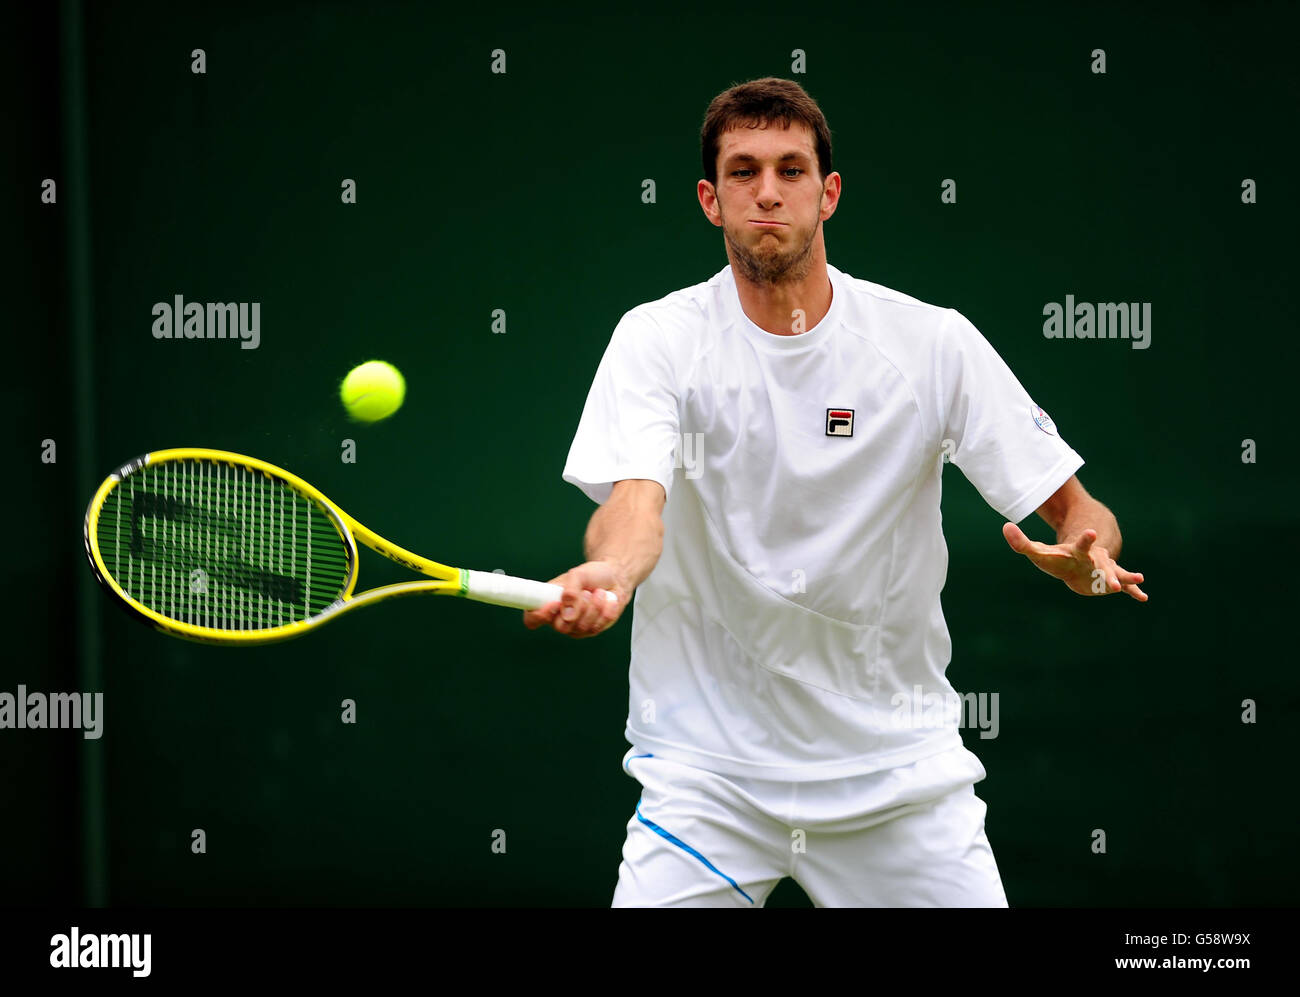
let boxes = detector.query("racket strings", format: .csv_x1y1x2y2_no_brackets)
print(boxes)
96,459,350,631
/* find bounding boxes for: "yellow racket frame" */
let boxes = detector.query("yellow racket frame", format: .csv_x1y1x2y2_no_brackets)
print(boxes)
84,448,473,645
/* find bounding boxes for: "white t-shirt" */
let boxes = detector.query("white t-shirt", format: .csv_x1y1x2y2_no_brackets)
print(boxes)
563,263,1084,780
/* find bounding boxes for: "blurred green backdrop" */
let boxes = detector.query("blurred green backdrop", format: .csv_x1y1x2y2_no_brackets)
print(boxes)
5,0,1297,907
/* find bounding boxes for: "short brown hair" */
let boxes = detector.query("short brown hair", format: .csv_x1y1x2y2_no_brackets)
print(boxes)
700,77,833,186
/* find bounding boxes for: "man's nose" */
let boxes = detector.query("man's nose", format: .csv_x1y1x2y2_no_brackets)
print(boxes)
756,169,782,205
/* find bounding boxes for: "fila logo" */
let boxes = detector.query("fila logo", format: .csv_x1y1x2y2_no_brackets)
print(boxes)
826,408,854,437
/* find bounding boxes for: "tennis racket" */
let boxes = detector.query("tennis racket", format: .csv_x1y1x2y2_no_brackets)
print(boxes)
83,448,564,645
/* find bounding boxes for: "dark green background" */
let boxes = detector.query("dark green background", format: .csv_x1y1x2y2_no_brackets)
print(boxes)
6,0,1296,907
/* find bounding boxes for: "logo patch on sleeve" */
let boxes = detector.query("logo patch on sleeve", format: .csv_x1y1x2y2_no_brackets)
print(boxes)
826,408,854,437
1030,404,1058,436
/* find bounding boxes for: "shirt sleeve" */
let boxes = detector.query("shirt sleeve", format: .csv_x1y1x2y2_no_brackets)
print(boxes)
562,307,681,505
939,308,1085,524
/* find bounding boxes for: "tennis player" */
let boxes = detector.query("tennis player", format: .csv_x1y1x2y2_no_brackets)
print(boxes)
524,77,1147,907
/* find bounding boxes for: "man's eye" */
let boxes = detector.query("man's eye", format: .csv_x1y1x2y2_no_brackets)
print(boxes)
730,168,803,178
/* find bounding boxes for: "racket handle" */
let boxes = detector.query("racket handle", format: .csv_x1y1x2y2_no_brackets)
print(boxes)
464,570,564,611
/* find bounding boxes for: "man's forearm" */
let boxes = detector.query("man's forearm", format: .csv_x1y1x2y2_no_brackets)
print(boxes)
583,487,664,595
1056,496,1121,557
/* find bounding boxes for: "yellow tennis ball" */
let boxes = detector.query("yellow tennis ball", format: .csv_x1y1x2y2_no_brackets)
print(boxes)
340,360,406,422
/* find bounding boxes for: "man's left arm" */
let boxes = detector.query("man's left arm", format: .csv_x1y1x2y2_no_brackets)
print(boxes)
1002,475,1148,601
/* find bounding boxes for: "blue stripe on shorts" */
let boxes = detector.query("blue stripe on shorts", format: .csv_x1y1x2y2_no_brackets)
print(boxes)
635,800,755,904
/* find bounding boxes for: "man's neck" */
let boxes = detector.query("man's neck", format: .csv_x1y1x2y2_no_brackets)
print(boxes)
733,259,833,337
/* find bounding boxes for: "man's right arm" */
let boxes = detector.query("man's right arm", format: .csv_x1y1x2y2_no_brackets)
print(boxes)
522,478,666,639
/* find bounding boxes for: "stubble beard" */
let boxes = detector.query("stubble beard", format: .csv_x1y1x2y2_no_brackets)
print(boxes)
721,198,822,287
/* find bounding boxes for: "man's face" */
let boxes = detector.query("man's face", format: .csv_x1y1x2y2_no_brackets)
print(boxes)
702,120,834,286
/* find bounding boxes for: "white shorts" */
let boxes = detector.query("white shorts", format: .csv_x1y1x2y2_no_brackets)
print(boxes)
612,744,1008,907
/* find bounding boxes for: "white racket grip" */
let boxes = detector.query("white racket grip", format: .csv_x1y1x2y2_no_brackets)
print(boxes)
464,570,564,611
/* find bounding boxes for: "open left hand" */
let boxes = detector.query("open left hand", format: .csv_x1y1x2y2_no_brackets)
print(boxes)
1002,524,1148,601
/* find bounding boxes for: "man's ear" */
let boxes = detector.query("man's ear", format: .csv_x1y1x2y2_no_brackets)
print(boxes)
697,179,722,227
